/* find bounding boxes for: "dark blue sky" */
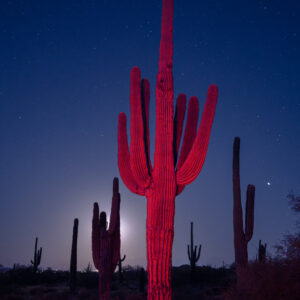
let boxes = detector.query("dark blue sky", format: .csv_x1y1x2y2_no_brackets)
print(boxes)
0,0,299,270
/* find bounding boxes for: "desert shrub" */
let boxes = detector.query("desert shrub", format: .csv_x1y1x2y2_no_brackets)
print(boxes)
121,265,145,282
172,265,233,288
77,271,98,289
225,259,300,300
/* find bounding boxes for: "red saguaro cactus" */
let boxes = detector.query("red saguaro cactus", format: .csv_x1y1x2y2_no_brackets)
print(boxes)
118,0,218,299
233,137,255,279
92,178,120,300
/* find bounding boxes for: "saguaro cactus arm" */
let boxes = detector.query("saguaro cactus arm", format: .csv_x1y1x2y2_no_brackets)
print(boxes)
245,184,255,242
176,85,218,185
196,245,201,261
173,94,187,164
176,97,199,171
233,137,244,240
120,254,126,262
108,177,120,235
141,79,152,172
130,68,151,187
92,203,100,269
118,113,145,196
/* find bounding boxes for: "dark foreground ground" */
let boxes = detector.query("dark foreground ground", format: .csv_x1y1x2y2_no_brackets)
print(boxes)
0,260,299,300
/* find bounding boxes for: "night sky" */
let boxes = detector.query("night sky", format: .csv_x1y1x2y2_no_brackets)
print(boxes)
1,0,299,271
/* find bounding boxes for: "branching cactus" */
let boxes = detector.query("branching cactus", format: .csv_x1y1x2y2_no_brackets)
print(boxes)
233,137,255,278
70,218,79,293
31,237,42,273
92,177,120,300
258,240,267,263
118,254,126,283
117,0,218,298
187,222,201,280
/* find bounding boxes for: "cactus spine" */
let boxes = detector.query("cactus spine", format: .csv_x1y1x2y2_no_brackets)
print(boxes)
31,237,42,273
187,222,201,280
233,137,255,279
118,254,126,283
92,177,120,300
70,218,79,293
258,240,267,262
117,0,218,298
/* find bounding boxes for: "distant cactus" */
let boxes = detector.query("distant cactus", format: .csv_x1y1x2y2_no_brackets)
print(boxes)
118,254,126,283
92,177,121,300
258,240,267,263
233,137,255,279
31,237,42,273
187,222,201,280
70,218,79,293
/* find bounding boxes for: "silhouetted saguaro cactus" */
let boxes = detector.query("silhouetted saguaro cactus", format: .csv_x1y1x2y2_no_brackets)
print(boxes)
118,254,126,283
31,237,42,273
70,218,79,293
187,222,201,280
258,240,267,262
233,137,255,279
117,0,218,298
92,177,120,300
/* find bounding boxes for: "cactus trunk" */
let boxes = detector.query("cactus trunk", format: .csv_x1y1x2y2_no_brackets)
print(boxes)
70,218,79,293
146,190,175,299
117,0,218,298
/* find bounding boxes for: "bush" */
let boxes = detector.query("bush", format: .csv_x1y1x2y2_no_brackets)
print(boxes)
225,259,300,300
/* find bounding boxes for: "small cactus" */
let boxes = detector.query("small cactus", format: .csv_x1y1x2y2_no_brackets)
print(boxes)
118,254,126,283
187,222,201,280
70,218,79,293
31,237,42,273
258,240,267,262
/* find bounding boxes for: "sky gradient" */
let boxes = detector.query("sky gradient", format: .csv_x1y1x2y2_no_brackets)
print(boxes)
0,0,300,270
